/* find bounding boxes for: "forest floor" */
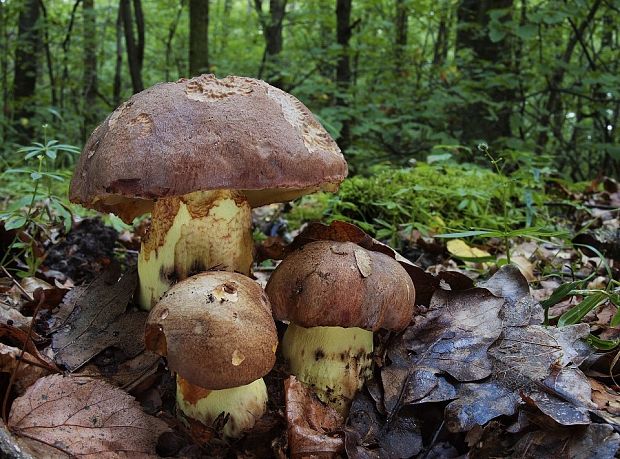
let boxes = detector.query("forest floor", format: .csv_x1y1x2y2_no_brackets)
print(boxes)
0,177,619,458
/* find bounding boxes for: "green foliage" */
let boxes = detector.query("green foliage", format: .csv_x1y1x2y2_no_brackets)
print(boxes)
325,156,553,249
0,127,78,277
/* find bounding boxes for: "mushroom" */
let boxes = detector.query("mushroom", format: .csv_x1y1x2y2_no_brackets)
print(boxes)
265,240,415,413
69,74,347,310
145,271,278,438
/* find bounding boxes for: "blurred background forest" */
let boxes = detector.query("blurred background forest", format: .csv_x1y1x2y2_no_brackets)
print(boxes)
1,0,619,179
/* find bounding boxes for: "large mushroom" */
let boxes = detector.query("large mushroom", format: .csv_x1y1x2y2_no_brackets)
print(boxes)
265,240,415,413
145,271,278,438
70,74,347,310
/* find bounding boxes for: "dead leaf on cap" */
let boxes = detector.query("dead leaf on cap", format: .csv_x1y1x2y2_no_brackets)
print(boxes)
8,374,169,458
50,266,144,372
353,248,372,278
284,376,344,458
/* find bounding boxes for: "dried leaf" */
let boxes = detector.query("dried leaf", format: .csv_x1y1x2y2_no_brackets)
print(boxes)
403,287,504,381
511,424,620,459
446,239,491,261
8,374,169,458
591,379,620,416
354,248,372,277
444,382,519,432
0,343,51,394
345,390,423,458
284,376,344,458
51,267,143,371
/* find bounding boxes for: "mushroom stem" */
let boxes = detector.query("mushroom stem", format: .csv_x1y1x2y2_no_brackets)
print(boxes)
176,375,268,439
282,323,373,414
137,190,253,310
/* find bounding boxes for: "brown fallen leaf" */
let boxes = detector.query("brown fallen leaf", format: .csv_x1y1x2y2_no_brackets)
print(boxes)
0,343,51,395
50,266,144,372
284,376,344,458
8,374,169,458
590,379,620,416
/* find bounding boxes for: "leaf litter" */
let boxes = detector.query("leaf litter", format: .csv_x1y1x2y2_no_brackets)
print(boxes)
8,374,169,458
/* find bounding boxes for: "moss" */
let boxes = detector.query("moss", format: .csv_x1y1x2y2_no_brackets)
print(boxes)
318,162,550,245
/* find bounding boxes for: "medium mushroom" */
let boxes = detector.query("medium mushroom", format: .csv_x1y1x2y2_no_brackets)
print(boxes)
69,74,347,310
265,240,415,413
145,271,278,438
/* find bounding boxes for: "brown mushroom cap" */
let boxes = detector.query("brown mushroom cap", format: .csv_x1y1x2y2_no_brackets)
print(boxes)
265,241,415,331
145,271,278,389
70,74,347,223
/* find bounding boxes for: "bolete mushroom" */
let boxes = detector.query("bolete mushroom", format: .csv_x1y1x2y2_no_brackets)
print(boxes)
145,271,278,438
69,74,347,310
265,240,415,413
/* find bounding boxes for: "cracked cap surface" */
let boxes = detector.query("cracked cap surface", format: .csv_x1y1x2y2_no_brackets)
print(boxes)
70,74,347,223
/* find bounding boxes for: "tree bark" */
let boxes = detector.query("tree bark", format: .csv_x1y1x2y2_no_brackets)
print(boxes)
38,0,57,107
255,0,286,86
394,0,407,75
83,0,98,138
120,0,144,93
455,0,514,146
165,0,185,81
113,5,123,105
336,0,352,152
13,0,41,141
189,0,209,76
1,1,9,141
433,1,450,66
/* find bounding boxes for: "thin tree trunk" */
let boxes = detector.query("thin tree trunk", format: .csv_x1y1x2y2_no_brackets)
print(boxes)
38,0,57,107
336,0,352,152
433,0,449,66
13,0,41,141
189,0,209,76
120,0,144,93
536,0,601,150
255,0,286,86
113,5,123,105
61,0,82,110
83,0,98,138
165,0,185,81
1,1,9,141
394,0,407,76
456,0,513,146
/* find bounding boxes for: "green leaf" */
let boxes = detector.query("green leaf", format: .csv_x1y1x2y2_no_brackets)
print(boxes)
539,279,584,309
31,172,43,181
4,216,27,231
557,292,607,327
489,26,507,43
435,230,496,238
587,334,619,351
515,23,537,40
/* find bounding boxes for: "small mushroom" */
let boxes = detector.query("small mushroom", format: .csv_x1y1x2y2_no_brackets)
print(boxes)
265,240,415,414
145,271,278,438
70,74,347,310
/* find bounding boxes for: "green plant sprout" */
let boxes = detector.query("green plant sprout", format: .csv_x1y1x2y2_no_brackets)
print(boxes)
0,125,79,277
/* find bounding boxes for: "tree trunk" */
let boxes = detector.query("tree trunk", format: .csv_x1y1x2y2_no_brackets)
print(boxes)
336,0,352,152
120,0,144,93
536,0,601,150
83,0,98,138
113,5,123,105
165,0,185,81
394,0,407,76
1,1,9,141
189,0,209,76
38,0,57,107
456,0,513,146
433,1,450,66
255,0,286,87
13,0,41,141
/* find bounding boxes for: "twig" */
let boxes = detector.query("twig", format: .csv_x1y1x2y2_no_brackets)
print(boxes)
2,292,46,422
1,267,34,302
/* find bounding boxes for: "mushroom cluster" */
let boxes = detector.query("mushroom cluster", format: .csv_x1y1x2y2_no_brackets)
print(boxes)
70,74,347,310
70,74,348,438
